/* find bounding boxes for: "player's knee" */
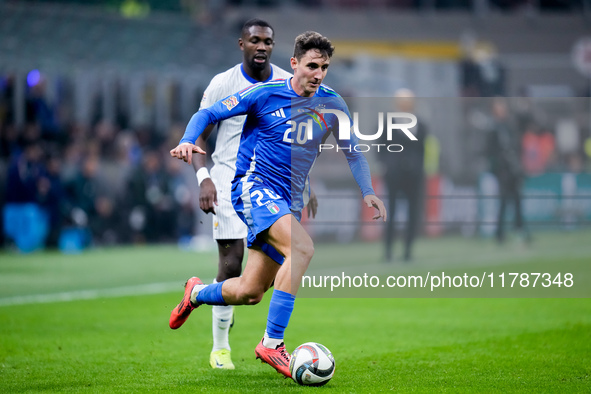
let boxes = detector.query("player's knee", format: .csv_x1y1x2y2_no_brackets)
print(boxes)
245,293,264,305
243,291,264,305
293,237,314,262
236,286,265,305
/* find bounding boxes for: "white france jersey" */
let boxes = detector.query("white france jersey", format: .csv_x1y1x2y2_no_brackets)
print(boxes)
199,64,292,188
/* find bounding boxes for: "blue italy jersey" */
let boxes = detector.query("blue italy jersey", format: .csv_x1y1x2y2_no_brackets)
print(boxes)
180,78,374,213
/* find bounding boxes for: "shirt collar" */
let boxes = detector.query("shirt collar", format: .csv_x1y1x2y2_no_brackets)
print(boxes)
240,64,274,84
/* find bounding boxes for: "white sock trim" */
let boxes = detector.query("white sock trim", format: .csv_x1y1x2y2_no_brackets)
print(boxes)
262,331,283,349
190,284,206,305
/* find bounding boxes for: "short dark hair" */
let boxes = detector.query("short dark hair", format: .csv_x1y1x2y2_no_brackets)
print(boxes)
293,31,334,60
241,18,274,37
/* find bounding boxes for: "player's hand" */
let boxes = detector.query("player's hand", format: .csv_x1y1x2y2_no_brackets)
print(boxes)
364,194,387,222
307,188,318,219
199,178,217,214
170,142,205,165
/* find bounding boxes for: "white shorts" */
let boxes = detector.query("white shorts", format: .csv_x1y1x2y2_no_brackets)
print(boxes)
212,187,248,240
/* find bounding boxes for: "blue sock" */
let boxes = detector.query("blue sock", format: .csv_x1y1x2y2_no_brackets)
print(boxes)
195,281,227,306
266,289,295,339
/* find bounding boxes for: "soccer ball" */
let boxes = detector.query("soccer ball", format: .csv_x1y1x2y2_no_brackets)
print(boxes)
289,342,335,386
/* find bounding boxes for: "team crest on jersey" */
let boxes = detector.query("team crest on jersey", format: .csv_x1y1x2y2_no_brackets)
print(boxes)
266,202,280,214
298,107,328,132
222,96,239,111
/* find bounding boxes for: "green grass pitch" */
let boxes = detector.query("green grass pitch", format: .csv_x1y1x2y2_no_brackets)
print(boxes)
1,231,590,393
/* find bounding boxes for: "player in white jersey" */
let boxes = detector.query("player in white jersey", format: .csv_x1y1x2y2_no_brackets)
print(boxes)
191,19,301,370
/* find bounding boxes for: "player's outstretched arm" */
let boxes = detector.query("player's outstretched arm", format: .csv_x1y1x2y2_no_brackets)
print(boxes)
364,194,387,222
170,142,205,165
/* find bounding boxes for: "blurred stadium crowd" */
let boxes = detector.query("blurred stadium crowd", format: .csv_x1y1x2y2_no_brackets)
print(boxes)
1,0,590,253
0,74,196,251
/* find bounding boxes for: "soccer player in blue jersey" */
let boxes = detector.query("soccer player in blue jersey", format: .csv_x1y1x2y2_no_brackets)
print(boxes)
169,31,386,378
192,18,294,370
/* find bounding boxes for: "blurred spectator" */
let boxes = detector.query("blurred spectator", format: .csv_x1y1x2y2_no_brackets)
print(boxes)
6,140,46,204
25,74,63,142
555,118,581,171
91,195,123,246
460,45,506,97
64,155,122,245
4,140,50,252
486,97,530,244
116,130,142,168
127,149,179,243
378,89,427,262
65,155,102,220
522,121,555,176
0,124,20,160
36,150,67,248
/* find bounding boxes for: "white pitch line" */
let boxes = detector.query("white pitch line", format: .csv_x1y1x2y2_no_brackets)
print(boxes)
0,279,213,307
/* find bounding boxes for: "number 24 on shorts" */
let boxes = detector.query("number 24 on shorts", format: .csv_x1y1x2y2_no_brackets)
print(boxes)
251,188,281,206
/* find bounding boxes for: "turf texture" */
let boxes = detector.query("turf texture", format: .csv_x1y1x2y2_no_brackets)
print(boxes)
0,232,589,393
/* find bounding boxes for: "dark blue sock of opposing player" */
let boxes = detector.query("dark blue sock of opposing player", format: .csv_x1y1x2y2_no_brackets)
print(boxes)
264,289,295,347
